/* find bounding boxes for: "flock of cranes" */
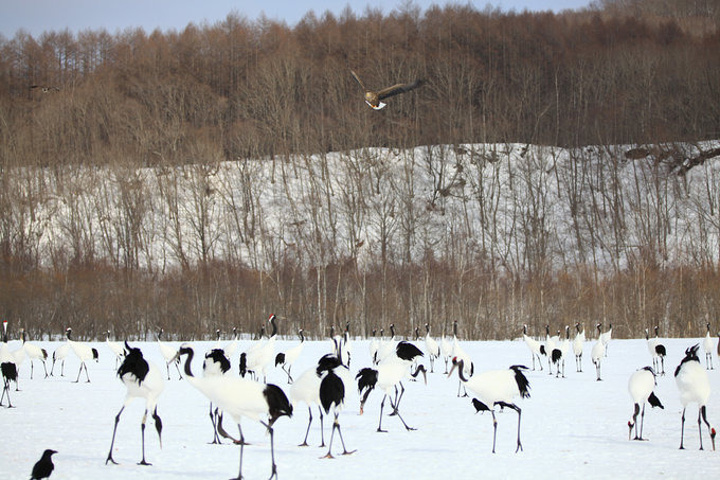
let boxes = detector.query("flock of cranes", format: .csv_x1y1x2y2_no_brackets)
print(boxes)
2,317,719,479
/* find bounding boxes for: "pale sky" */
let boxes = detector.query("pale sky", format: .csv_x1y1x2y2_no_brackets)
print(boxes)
0,0,593,39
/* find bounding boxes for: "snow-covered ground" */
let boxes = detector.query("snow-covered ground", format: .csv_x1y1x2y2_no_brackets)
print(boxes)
2,335,719,479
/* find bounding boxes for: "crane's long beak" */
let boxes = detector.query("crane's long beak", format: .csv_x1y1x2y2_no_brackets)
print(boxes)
447,363,456,379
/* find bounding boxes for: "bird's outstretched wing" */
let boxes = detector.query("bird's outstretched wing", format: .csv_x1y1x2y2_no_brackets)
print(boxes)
349,70,366,91
377,79,424,101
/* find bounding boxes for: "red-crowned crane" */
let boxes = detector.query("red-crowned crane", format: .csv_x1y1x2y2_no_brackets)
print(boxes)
105,331,125,370
448,357,531,453
318,353,356,459
599,323,613,356
591,337,605,381
628,366,664,441
203,348,232,444
21,328,49,379
174,344,292,480
356,341,427,432
50,341,69,377
275,329,305,383
675,344,716,450
573,323,585,372
1,321,19,407
702,323,714,370
156,328,182,380
551,326,570,378
106,342,164,466
424,323,440,373
65,327,99,383
646,327,667,376
522,324,544,371
245,314,278,382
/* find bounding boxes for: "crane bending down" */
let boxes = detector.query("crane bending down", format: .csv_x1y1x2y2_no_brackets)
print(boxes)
448,357,531,453
106,342,164,466
174,344,293,480
628,366,664,441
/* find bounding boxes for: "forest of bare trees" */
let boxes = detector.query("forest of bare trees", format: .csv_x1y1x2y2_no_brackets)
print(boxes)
1,1,719,342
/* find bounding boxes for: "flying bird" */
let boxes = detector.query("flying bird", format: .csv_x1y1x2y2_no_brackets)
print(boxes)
350,69,424,110
31,449,57,480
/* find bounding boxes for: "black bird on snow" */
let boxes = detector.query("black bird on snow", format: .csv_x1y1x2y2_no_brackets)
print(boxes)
31,449,57,480
350,69,424,110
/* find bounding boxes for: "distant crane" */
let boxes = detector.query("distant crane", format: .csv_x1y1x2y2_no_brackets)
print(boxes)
573,323,585,372
702,323,714,370
1,321,19,407
65,327,99,383
21,328,49,379
522,324,544,371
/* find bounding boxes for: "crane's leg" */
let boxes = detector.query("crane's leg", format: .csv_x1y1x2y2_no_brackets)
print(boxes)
106,405,125,464
490,410,498,453
139,408,151,465
318,405,325,447
377,395,387,433
299,406,313,446
679,407,686,449
260,420,278,480
389,395,415,431
639,404,647,440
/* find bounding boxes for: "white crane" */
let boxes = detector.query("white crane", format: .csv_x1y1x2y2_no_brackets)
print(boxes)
318,353,355,458
50,341,70,377
702,323,714,370
290,359,328,447
440,329,453,374
424,323,440,373
368,328,379,366
599,323,613,356
448,357,531,453
156,328,182,380
544,325,557,372
356,341,427,432
675,344,716,450
591,337,605,381
105,330,125,369
21,328,49,379
275,329,305,383
551,326,570,378
174,344,293,480
374,323,396,364
628,366,664,441
245,314,278,382
106,342,165,466
646,327,667,376
65,327,99,383
203,347,232,444
573,322,585,372
1,320,19,407
451,321,474,397
522,324,544,371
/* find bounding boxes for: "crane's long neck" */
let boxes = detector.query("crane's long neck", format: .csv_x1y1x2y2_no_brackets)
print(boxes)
180,348,196,378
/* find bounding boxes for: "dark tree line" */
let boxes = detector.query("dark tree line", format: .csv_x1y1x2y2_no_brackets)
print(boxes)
1,2,720,342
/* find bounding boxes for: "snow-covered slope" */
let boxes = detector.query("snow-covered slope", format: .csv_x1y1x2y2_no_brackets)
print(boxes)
2,335,718,479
